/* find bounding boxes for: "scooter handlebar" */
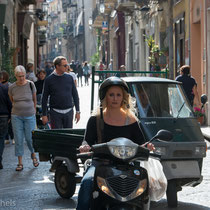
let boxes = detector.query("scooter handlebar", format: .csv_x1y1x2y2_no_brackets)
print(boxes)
77,152,93,158
149,152,161,160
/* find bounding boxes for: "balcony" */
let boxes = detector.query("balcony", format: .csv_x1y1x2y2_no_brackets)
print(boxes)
92,6,104,29
78,25,84,35
50,33,57,39
74,25,84,37
50,11,58,19
130,0,149,6
66,24,74,36
117,0,136,13
19,0,36,5
38,33,46,46
62,0,68,12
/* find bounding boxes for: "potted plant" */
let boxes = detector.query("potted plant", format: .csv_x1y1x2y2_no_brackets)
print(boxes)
144,35,162,73
194,106,205,125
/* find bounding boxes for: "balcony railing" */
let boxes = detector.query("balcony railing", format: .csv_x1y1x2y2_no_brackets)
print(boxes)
66,24,74,36
130,0,149,5
117,1,136,13
38,33,46,46
19,0,36,5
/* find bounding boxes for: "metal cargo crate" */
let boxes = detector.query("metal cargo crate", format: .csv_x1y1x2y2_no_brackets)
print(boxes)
32,129,85,161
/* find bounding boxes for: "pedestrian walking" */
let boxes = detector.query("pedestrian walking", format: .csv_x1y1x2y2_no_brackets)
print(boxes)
66,65,77,86
0,71,14,145
98,60,105,81
70,60,77,73
83,61,90,86
77,63,83,87
175,65,200,107
26,63,37,82
8,65,38,171
35,69,46,105
42,56,80,129
0,71,12,169
44,61,53,77
116,65,127,77
108,59,113,76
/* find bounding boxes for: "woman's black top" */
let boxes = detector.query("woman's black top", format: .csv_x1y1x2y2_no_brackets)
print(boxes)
35,80,45,95
84,116,146,146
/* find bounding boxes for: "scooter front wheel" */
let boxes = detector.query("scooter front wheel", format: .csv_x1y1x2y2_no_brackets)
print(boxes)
166,179,178,208
55,165,76,199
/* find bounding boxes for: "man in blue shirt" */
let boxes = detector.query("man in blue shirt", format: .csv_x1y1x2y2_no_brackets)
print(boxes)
42,56,80,128
175,65,200,107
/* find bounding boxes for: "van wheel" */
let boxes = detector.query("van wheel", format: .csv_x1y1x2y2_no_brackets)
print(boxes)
166,180,178,208
55,165,76,199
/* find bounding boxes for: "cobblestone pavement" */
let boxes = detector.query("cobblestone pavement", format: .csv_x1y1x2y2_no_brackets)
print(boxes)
0,80,210,210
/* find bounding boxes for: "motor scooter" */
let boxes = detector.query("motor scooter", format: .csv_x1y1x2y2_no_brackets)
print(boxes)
77,129,173,210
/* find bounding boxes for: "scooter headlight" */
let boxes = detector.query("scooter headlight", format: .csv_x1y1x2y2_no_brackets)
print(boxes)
97,176,114,198
135,178,147,196
108,145,137,160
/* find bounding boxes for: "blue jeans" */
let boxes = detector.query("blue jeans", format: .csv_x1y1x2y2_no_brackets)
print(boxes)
11,115,36,156
76,165,96,210
0,117,9,162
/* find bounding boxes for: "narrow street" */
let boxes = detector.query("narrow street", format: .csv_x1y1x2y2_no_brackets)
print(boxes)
0,81,210,209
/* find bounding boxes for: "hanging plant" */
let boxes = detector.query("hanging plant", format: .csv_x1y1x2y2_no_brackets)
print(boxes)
1,47,16,82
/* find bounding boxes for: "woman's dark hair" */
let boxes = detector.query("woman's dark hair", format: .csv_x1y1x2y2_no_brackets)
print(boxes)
38,69,46,75
180,65,190,75
26,63,34,73
0,71,9,83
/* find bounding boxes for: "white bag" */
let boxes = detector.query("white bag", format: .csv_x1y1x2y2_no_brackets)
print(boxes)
141,158,167,201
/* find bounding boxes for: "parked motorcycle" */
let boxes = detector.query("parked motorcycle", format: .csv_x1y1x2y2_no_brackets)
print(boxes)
77,129,173,210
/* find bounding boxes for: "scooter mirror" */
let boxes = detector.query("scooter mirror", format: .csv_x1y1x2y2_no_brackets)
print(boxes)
201,94,207,105
155,129,173,141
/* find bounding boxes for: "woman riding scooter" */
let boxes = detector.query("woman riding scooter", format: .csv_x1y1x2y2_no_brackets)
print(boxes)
77,77,154,210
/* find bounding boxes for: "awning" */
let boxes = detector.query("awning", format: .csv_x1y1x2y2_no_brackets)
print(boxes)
18,12,34,39
75,11,83,36
0,0,14,31
23,13,33,39
5,0,14,31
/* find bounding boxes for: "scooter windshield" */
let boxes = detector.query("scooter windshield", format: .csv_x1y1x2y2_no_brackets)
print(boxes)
133,83,193,118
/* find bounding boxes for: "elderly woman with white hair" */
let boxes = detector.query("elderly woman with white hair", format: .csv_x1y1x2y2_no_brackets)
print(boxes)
8,65,39,171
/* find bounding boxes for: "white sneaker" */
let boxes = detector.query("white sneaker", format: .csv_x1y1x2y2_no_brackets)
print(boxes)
12,139,15,145
5,140,10,144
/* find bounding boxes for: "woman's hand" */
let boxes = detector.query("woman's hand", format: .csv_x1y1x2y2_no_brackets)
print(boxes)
79,144,91,153
146,143,155,151
143,142,155,151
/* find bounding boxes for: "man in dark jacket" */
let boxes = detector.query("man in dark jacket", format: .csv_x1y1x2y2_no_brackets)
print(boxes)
0,72,12,169
175,65,200,107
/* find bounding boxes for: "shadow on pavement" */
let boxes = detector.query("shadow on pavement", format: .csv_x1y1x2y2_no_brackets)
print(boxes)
151,199,210,210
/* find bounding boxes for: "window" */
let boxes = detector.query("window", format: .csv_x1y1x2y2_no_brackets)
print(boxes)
133,83,193,118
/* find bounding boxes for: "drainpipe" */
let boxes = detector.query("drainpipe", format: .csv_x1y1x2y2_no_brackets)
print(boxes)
168,0,174,79
82,0,86,61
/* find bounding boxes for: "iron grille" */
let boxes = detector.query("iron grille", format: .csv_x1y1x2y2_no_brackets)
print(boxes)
107,176,139,197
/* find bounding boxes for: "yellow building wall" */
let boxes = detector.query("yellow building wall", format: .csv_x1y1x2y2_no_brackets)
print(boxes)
173,0,204,99
190,0,204,99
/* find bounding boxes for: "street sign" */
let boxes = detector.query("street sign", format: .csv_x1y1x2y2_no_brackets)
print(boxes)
102,21,108,30
37,20,48,26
